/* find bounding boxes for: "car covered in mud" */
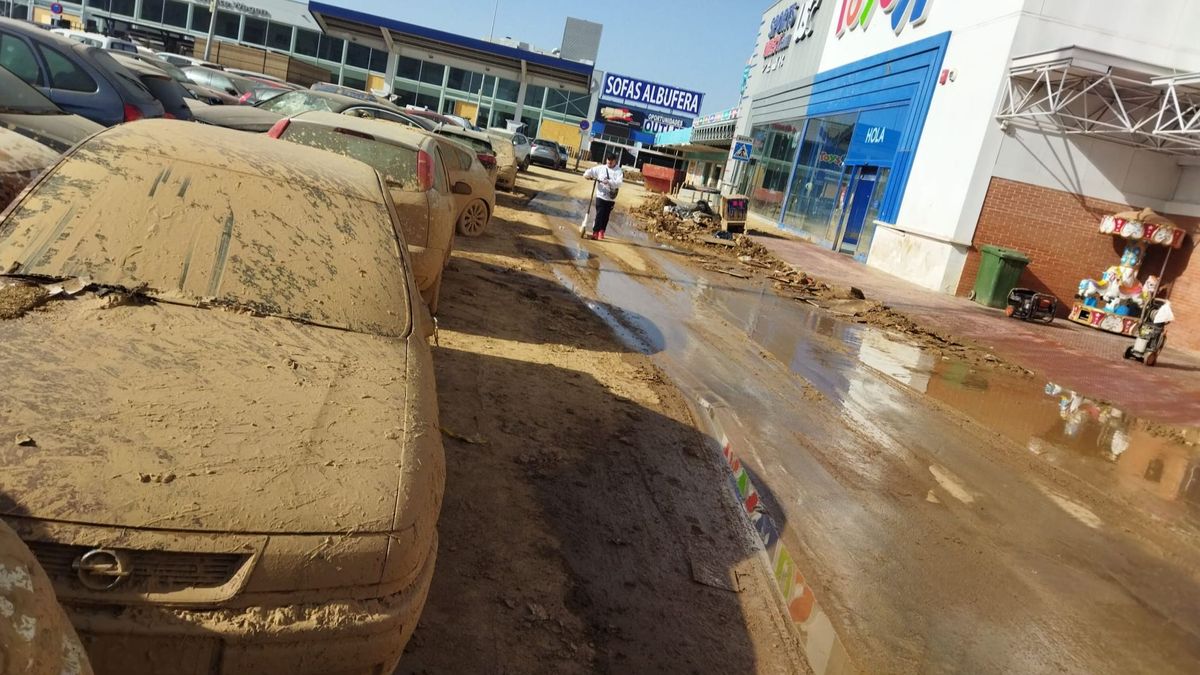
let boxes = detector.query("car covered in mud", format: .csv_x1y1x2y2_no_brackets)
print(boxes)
267,110,465,312
0,120,444,674
0,126,59,210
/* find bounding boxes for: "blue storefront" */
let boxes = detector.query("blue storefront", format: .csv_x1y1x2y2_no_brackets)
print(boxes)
743,32,950,260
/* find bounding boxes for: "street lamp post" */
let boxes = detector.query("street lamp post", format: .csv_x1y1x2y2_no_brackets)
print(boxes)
203,0,218,60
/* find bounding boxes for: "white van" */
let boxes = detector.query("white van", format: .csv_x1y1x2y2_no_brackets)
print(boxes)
50,28,138,54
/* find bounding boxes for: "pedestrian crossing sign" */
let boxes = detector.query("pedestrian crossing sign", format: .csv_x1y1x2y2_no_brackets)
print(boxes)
732,141,753,162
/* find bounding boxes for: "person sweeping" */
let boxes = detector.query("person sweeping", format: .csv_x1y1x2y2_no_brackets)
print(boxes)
581,154,624,240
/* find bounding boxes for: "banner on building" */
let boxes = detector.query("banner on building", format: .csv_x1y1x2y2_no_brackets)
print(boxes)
600,73,704,117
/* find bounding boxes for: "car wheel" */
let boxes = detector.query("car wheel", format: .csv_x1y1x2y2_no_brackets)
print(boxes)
457,199,490,237
520,158,530,172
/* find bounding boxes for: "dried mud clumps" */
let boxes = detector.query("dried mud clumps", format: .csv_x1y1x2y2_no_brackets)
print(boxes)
0,284,49,320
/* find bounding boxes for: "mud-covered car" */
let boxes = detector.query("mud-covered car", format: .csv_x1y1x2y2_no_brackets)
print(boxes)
0,127,58,210
0,120,444,674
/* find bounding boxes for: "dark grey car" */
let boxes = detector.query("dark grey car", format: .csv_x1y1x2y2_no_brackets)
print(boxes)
0,65,102,153
0,18,163,126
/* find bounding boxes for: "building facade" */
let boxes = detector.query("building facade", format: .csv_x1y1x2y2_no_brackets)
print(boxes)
731,0,1200,349
10,0,597,139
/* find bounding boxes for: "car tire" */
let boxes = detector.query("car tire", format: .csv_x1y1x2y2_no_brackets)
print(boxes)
457,199,490,237
520,158,530,172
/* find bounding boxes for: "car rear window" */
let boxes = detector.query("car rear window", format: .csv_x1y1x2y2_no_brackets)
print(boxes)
439,131,493,155
256,90,335,116
140,75,191,117
281,123,422,191
88,47,157,104
0,137,410,337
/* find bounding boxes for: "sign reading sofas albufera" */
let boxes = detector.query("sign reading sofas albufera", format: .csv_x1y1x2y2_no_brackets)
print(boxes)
600,73,704,117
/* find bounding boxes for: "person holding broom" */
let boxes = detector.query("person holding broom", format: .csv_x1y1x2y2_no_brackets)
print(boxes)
580,153,624,240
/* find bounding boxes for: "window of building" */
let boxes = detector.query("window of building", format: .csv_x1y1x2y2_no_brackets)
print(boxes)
163,1,188,28
780,114,858,239
267,22,292,51
419,61,444,86
214,11,240,40
37,44,96,92
524,84,545,108
189,5,210,32
481,75,496,98
0,33,40,84
370,49,388,73
346,43,370,70
242,17,267,46
521,116,540,137
294,28,319,57
342,73,366,91
317,35,343,62
745,120,803,224
476,106,490,127
446,67,483,93
109,0,135,16
495,77,520,102
139,0,163,23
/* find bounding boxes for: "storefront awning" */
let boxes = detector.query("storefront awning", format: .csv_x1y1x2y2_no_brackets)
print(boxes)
997,46,1200,155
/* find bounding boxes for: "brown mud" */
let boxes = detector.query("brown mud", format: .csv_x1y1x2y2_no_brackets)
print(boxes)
400,184,805,673
632,194,1032,376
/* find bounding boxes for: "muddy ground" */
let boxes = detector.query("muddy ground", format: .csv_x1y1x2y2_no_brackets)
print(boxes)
398,183,805,673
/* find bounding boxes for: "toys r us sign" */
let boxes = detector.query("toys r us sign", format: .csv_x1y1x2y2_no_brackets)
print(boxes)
836,0,934,37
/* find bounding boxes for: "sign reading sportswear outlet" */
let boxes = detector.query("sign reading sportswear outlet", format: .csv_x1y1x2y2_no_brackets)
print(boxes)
762,0,821,73
601,73,704,117
836,0,933,37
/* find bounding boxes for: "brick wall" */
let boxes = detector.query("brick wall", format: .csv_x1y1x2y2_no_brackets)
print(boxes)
958,177,1200,351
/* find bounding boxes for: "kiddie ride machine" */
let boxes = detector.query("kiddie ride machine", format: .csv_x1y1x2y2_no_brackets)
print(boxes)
1071,208,1186,366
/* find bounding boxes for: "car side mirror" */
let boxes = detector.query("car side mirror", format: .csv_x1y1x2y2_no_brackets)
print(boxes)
451,181,472,195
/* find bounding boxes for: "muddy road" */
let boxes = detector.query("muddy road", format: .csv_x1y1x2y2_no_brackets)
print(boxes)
398,184,804,674
412,167,1200,674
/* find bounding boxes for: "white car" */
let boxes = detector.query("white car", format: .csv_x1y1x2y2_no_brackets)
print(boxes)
51,28,137,53
486,127,531,171
155,51,224,70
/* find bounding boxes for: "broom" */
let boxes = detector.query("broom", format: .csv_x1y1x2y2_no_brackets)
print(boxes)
580,180,597,238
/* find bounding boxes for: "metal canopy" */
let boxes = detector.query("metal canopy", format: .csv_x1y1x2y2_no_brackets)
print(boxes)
997,46,1200,155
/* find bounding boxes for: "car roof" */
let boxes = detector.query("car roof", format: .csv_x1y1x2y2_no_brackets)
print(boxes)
290,110,434,149
109,52,168,78
89,119,384,202
1,17,94,49
434,124,491,143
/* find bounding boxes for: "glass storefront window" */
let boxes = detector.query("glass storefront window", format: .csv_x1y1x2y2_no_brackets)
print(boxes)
524,84,545,108
495,77,520,102
396,56,421,80
242,17,267,46
318,35,344,63
521,116,540,137
110,0,134,16
746,121,802,223
214,10,240,40
343,73,367,91
781,113,857,240
420,62,444,86
346,43,371,69
446,67,483,93
189,5,209,32
139,0,163,22
267,22,293,51
163,0,188,28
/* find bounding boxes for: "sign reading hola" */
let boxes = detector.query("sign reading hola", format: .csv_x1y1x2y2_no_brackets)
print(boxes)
836,0,934,37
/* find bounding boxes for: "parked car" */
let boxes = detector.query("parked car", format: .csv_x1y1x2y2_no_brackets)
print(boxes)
182,66,278,104
0,119,444,674
434,125,498,184
0,126,58,209
557,142,571,166
0,19,164,125
486,127,531,171
530,138,565,169
118,51,239,105
403,108,478,131
51,28,137,54
193,89,430,133
155,52,223,70
0,65,103,152
267,110,460,311
109,52,194,120
426,133,496,238
224,68,296,89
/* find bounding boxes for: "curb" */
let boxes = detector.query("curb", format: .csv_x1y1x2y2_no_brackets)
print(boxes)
695,396,857,675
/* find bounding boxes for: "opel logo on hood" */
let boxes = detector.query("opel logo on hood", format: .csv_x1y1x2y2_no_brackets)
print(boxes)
73,548,133,591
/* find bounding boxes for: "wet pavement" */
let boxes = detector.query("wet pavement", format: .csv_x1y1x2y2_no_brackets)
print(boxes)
524,175,1200,674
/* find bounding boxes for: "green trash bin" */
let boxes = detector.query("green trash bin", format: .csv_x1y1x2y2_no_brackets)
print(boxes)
973,245,1030,309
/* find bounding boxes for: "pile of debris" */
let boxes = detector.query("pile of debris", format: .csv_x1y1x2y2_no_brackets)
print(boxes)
632,195,713,242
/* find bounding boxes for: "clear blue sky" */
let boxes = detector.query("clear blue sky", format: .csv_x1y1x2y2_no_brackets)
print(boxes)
332,0,761,115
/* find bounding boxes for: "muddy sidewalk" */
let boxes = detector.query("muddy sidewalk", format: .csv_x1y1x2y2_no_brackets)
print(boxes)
398,187,805,673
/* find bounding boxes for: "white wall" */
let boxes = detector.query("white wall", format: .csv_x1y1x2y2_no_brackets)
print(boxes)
866,226,968,294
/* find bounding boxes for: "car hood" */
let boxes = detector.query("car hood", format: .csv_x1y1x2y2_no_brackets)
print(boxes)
0,296,412,535
190,104,283,132
0,113,102,154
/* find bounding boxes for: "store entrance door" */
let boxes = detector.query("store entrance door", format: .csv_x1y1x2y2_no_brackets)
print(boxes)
838,166,879,255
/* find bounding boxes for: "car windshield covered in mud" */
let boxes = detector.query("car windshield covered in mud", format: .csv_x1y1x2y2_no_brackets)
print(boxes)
0,120,410,336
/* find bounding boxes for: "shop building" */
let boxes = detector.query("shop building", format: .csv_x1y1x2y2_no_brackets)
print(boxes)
731,0,1200,349
9,1,598,138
